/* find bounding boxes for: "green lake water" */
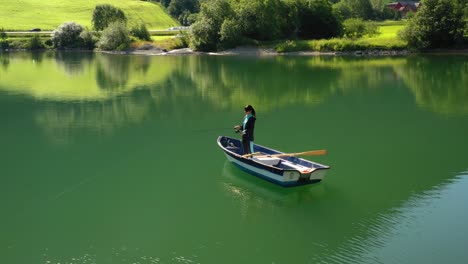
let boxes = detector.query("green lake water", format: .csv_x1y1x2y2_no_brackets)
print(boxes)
1,51,468,264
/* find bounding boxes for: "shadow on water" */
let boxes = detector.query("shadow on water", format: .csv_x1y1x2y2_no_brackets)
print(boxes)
220,160,326,209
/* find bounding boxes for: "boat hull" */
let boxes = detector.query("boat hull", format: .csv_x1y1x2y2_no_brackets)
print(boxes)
217,136,330,187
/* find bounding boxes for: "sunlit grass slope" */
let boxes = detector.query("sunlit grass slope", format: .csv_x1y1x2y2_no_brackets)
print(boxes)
360,20,407,47
274,20,408,52
0,0,178,31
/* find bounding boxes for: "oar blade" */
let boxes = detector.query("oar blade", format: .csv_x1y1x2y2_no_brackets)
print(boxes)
299,149,327,156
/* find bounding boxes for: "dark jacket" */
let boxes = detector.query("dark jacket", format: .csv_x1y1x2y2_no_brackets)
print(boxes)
240,115,256,142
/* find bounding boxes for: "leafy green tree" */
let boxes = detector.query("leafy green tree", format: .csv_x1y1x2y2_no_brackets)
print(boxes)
130,24,151,41
178,10,192,25
92,4,127,31
295,0,342,39
97,22,130,51
333,0,374,20
283,0,300,36
332,0,352,20
233,0,287,40
400,0,465,49
164,0,200,25
157,0,172,8
457,0,468,17
190,0,343,51
168,0,199,17
189,0,234,51
51,22,84,48
370,0,394,20
219,18,242,48
190,17,217,51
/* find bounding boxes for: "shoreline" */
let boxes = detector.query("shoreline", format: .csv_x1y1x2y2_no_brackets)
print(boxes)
105,45,468,57
103,46,416,57
3,45,468,57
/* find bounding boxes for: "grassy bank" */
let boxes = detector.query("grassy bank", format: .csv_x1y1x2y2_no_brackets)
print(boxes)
0,0,178,31
2,20,408,53
274,20,407,52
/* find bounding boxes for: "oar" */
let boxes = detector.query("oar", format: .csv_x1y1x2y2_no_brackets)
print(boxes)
242,152,262,158
255,149,327,158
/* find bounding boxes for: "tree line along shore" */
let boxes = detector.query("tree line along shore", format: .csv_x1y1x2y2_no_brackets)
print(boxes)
0,0,467,54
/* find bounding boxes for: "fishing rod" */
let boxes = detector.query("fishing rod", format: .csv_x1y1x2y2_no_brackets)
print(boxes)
191,127,235,133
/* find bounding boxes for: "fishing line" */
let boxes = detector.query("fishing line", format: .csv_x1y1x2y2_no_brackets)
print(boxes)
191,127,234,133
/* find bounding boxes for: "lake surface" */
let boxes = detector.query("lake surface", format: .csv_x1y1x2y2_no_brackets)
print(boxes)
1,51,467,264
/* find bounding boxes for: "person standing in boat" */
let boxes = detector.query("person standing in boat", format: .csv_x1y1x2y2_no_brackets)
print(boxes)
234,105,256,155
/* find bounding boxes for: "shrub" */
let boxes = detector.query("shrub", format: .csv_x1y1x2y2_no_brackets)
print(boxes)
0,39,9,49
130,24,151,41
275,40,298,52
343,18,366,38
97,22,130,50
80,29,98,50
29,35,44,50
52,22,84,48
0,28,6,40
342,18,378,39
365,21,378,37
0,28,7,49
169,36,190,50
44,39,53,47
309,38,363,51
7,39,27,49
92,4,127,31
176,30,190,48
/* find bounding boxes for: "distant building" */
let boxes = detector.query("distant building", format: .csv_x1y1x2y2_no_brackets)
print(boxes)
386,1,421,17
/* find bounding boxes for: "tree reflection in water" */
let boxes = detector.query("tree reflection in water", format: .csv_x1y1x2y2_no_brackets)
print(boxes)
1,52,467,143
396,55,468,116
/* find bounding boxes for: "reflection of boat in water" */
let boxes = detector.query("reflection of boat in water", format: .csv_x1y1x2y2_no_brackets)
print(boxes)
221,160,326,207
217,136,330,187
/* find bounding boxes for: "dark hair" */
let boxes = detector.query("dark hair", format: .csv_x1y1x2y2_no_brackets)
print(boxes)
244,105,256,117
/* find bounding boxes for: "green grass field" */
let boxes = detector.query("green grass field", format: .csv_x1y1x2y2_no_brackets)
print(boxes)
360,20,407,47
274,20,408,52
0,0,178,31
151,35,175,41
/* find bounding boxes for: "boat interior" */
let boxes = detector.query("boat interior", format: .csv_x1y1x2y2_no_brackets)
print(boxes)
221,137,320,171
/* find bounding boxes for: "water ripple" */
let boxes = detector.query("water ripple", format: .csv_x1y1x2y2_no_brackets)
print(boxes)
320,173,468,264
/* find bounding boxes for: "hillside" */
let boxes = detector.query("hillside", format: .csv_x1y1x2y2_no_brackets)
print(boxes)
0,0,178,31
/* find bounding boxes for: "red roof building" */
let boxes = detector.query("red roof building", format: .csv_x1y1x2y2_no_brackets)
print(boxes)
386,1,421,17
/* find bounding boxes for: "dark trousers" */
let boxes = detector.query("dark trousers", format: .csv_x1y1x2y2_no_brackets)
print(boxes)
242,140,252,155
